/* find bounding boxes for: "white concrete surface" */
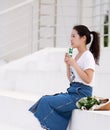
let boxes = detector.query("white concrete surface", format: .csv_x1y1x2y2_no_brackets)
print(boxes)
0,47,110,130
0,0,36,61
0,48,69,96
93,49,110,98
0,95,44,130
0,47,110,98
68,110,110,130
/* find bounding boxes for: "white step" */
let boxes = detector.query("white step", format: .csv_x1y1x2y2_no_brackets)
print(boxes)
0,94,110,130
68,109,110,130
0,123,25,130
0,95,43,130
0,48,110,130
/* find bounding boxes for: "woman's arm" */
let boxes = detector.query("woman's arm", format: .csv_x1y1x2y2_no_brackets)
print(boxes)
66,65,70,80
64,53,70,80
66,57,94,84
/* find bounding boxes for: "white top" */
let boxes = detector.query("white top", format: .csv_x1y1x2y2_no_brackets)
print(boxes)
70,50,95,87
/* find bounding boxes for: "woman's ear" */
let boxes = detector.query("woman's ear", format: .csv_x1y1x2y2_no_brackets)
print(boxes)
82,35,86,42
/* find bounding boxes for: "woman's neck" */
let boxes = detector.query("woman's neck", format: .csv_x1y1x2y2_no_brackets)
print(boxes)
75,46,87,61
77,46,87,54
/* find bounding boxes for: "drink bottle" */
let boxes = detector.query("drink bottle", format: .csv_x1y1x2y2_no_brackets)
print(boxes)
68,48,73,57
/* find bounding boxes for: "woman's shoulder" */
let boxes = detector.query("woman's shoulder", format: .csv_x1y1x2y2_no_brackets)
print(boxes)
82,50,95,64
84,50,94,58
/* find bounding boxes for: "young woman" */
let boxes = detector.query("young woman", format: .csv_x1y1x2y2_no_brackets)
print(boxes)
29,25,100,130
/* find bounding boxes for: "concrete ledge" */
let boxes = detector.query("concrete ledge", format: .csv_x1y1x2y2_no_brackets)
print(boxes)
0,89,40,102
68,109,110,130
0,48,110,130
0,95,40,130
0,93,110,130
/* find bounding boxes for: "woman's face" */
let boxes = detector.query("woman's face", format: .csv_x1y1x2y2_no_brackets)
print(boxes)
70,29,82,48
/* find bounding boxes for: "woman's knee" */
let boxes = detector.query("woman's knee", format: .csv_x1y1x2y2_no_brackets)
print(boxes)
40,95,50,104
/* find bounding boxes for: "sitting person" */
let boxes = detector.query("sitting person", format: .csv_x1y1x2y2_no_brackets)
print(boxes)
29,25,100,130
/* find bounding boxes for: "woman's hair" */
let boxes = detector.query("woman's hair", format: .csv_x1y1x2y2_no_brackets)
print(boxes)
73,25,100,65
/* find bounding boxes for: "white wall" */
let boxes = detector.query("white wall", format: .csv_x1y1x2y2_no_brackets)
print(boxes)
94,49,110,98
0,47,110,130
0,0,34,61
0,0,81,61
0,48,110,99
0,48,69,97
80,0,93,28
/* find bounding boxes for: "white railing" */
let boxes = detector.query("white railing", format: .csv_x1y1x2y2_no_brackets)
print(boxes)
0,0,34,15
0,0,110,62
0,0,35,62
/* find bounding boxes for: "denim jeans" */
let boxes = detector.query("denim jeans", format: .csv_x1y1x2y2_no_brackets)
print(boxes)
29,82,92,130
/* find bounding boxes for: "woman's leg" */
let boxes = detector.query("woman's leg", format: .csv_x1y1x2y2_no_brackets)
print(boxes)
33,93,77,130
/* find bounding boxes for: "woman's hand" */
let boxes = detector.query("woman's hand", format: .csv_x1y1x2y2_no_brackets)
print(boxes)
64,53,70,65
67,56,76,66
64,53,76,66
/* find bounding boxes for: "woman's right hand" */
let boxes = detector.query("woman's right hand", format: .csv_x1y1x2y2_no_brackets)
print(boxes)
64,53,70,67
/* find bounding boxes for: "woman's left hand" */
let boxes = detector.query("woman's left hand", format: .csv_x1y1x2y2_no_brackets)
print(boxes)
66,56,76,66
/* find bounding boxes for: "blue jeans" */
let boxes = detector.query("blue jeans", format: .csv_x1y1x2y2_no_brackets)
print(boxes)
29,82,92,130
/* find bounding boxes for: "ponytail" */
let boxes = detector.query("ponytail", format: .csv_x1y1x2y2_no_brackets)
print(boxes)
89,31,100,65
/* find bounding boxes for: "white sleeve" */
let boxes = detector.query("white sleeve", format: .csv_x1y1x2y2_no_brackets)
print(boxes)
83,53,95,71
